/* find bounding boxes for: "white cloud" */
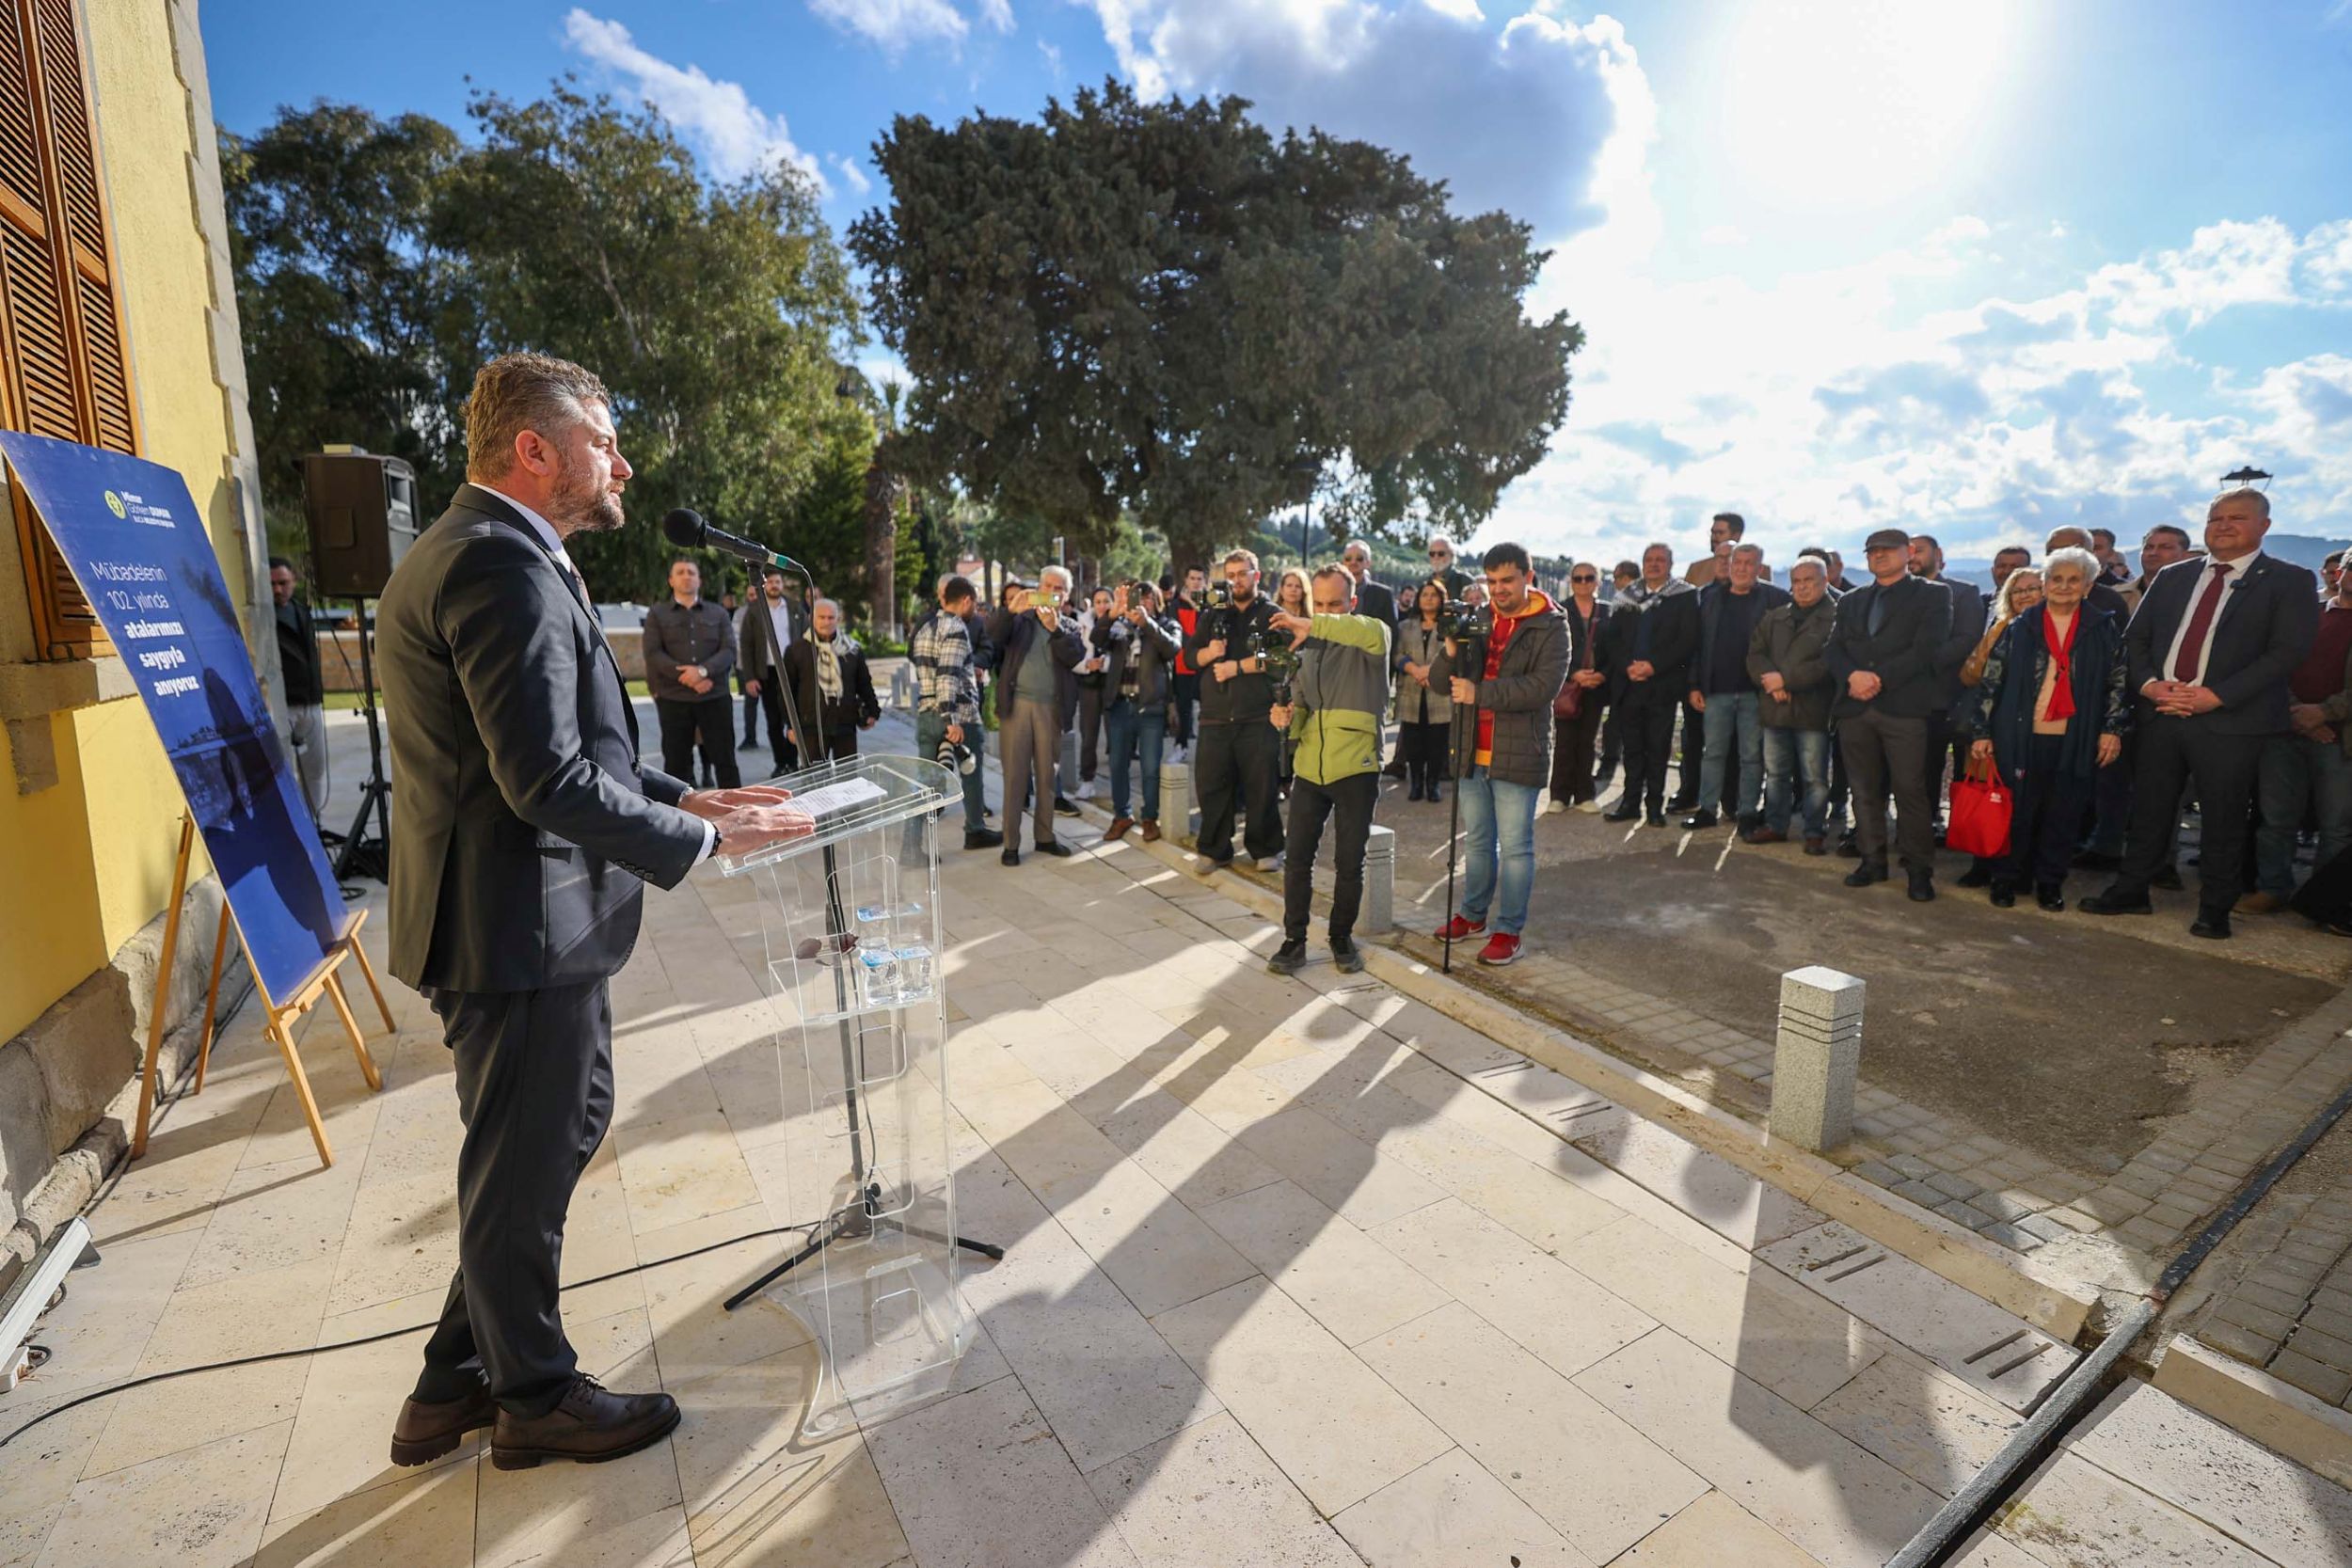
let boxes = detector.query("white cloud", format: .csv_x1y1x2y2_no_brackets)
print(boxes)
829,151,874,196
563,10,826,190
806,0,1008,53
1484,214,2352,567
1077,0,1641,239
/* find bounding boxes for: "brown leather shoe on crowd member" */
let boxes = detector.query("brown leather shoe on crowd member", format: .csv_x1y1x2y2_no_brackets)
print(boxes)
1741,826,1787,845
491,1373,680,1469
2235,890,2288,915
1104,816,1135,842
389,1384,498,1466
1139,819,1161,842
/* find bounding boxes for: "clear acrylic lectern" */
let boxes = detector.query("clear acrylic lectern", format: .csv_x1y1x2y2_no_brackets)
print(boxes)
710,753,995,1434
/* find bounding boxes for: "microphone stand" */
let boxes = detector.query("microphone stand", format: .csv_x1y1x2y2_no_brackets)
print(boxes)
725,568,1001,1314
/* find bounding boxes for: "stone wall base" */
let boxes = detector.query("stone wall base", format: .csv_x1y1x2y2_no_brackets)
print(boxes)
0,875,238,1291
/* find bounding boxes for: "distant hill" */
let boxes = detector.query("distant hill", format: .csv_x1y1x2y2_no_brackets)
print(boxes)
1937,531,2343,592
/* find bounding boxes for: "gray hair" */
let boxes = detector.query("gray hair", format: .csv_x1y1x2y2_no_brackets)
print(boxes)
2041,546,2100,586
1788,556,1826,581
1729,542,1766,565
1039,563,1073,594
812,596,842,618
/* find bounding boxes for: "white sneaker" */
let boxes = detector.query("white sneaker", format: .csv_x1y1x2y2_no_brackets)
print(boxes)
1255,853,1285,873
1546,800,1567,815
1076,778,1098,801
1576,799,1602,815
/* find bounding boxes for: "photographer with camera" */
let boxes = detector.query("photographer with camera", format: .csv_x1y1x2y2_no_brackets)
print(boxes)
1184,548,1285,871
1265,566,1392,974
1102,581,1183,842
1429,543,1570,967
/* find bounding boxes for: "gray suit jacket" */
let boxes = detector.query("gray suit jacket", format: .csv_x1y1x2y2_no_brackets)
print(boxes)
375,483,707,992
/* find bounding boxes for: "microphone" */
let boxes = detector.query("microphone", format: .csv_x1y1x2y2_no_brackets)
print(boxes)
661,508,805,575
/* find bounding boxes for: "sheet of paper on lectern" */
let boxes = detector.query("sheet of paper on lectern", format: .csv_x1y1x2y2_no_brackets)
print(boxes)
787,777,889,817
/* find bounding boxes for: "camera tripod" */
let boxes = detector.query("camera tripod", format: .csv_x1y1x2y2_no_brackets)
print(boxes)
1439,626,1487,975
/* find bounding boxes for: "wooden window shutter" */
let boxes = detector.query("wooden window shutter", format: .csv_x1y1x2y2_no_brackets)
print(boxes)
0,0,137,660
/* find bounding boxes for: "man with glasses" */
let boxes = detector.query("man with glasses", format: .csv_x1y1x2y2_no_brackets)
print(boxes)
1427,536,1471,598
1339,539,1397,626
1428,543,1569,965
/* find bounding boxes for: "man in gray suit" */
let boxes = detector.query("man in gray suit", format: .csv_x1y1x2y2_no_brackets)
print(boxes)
376,353,810,1471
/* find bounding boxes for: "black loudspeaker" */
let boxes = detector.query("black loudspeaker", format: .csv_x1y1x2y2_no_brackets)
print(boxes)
301,451,421,598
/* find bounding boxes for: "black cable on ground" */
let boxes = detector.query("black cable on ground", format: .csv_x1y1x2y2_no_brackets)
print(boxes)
1890,1069,2352,1567
0,1217,821,1453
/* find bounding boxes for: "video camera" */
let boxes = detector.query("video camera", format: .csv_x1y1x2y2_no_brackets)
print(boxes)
1261,637,1301,707
1434,597,1491,642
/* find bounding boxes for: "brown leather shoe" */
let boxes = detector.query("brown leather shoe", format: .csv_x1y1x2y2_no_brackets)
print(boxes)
1104,816,1135,842
2235,890,2288,914
490,1373,680,1469
389,1384,497,1466
1139,819,1161,842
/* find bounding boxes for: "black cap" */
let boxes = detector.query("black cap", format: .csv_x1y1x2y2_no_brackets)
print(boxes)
1864,529,1909,552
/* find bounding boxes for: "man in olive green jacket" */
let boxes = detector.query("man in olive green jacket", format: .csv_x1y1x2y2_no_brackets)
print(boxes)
1267,565,1392,975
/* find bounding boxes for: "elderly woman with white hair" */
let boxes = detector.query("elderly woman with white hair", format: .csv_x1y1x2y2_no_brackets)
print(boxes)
781,596,882,763
1958,546,2130,911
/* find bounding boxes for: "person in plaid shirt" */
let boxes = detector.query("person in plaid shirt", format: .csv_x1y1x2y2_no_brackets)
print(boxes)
912,573,1000,849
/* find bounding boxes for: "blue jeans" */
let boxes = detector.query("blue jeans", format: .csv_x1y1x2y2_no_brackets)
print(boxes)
1761,726,1831,838
1696,691,1763,819
1456,767,1541,935
1104,695,1166,821
2256,733,2352,895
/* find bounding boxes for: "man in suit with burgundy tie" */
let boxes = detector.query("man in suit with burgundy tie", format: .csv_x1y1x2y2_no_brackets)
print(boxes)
376,353,812,1469
2082,488,2318,938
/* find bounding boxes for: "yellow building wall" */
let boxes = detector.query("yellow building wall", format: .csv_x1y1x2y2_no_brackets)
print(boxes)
0,0,240,1042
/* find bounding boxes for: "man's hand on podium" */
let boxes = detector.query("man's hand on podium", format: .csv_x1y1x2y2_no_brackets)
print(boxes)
681,785,817,854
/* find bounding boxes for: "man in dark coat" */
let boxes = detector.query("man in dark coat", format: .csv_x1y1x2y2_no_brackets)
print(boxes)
2082,489,2320,937
1826,528,1953,900
780,596,882,761
1601,542,1700,826
374,353,808,1470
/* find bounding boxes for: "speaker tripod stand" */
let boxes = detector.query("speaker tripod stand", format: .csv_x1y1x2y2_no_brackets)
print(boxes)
333,594,391,882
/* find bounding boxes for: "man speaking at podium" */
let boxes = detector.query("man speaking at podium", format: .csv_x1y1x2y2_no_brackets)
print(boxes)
375,353,810,1470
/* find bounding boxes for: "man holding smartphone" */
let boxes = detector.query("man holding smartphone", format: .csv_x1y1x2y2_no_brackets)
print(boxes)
986,565,1085,864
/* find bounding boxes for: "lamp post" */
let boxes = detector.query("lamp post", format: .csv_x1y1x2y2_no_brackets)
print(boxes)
1284,458,1320,571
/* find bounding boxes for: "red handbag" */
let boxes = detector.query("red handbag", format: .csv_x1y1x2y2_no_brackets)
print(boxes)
1947,754,2012,860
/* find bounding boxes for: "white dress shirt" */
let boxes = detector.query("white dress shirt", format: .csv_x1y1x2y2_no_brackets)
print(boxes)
762,596,793,673
478,484,716,863
2157,550,2262,689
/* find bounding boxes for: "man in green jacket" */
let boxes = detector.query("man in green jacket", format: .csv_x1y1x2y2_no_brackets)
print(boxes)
1266,565,1392,975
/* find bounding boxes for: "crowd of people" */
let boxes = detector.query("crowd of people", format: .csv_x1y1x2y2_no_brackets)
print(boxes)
908,486,2345,966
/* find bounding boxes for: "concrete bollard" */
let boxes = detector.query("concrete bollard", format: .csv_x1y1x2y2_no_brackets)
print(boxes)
1159,761,1195,842
1363,824,1397,932
889,664,916,710
1770,965,1865,1152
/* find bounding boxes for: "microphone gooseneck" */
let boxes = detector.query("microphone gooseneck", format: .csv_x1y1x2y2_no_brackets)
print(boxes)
660,507,807,577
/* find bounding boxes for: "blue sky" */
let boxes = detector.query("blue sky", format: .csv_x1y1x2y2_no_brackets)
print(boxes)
201,0,2352,564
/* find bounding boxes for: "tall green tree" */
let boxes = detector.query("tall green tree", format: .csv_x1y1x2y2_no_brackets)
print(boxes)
850,79,1581,572
224,84,868,606
221,105,472,528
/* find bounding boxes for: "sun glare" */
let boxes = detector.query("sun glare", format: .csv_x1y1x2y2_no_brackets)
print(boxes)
1716,0,2020,214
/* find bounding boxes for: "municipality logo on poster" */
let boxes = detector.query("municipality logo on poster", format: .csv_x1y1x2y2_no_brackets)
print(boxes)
103,487,173,529
103,490,125,518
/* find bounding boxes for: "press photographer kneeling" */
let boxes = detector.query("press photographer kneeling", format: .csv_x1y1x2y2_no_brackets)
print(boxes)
1266,565,1392,975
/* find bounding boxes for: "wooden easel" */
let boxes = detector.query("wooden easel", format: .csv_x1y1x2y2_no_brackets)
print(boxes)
129,814,393,1168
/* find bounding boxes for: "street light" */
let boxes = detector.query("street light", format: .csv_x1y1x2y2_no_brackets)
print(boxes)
1284,458,1320,570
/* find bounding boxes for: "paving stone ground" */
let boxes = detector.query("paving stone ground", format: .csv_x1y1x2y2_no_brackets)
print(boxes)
2,699,2345,1567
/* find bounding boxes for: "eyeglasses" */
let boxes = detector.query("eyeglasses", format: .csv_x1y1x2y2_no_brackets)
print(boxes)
1428,549,1450,559
1570,575,1597,584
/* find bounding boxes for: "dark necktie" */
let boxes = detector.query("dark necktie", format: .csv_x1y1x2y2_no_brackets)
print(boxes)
2171,562,2232,683
1866,585,1888,639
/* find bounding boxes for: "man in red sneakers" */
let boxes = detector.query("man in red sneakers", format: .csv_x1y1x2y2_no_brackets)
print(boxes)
1428,542,1571,965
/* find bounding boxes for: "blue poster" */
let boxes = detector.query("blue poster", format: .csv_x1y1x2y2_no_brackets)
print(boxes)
2,431,343,1004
